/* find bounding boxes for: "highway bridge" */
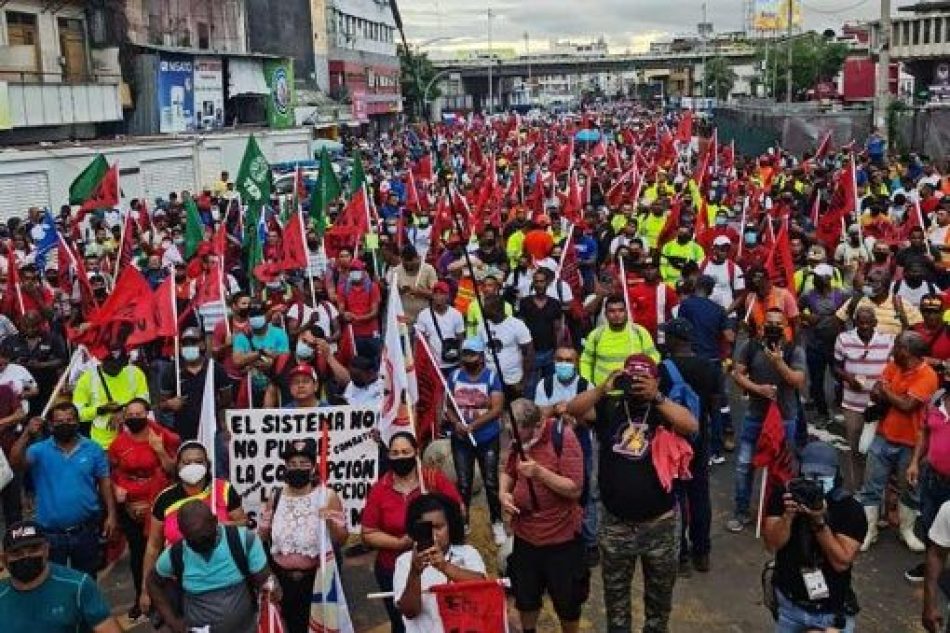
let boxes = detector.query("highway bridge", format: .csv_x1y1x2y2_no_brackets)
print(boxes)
431,48,758,79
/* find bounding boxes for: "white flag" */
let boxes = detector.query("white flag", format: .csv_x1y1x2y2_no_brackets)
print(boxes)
311,507,355,633
197,358,218,514
378,279,413,442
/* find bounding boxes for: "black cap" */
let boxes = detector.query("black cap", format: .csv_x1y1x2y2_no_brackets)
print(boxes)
281,438,317,461
3,521,46,552
661,318,694,342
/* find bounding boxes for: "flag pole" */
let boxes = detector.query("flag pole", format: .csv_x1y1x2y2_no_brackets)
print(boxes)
618,256,634,326
40,345,84,418
300,210,318,310
319,418,330,630
415,334,475,447
218,257,231,338
170,266,181,397
755,466,768,540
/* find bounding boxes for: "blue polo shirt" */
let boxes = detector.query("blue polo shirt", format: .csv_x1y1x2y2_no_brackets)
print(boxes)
155,525,267,594
0,563,111,632
26,437,109,530
677,295,731,361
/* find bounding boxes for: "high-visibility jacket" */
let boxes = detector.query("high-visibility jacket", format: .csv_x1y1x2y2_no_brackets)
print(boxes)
580,323,659,386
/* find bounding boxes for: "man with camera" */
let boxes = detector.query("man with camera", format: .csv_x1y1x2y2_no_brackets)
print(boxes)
563,353,699,632
415,281,465,374
762,441,867,633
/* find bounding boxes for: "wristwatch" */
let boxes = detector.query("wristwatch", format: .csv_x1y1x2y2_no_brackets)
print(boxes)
652,393,667,406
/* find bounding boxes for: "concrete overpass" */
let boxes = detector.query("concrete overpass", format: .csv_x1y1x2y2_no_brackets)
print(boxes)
431,48,757,78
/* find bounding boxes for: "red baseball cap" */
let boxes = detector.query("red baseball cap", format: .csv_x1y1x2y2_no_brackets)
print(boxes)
433,281,451,294
288,364,317,381
623,354,659,379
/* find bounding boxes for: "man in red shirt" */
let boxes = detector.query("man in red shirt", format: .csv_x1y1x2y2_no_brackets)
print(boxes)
628,256,678,343
914,294,950,368
18,263,53,320
338,261,381,351
500,398,587,633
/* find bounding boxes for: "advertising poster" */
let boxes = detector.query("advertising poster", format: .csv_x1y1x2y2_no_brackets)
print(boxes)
264,58,295,129
193,56,224,130
157,54,194,133
227,405,379,531
753,0,802,32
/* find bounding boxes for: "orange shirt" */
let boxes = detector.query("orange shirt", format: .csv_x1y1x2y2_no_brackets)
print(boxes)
744,287,798,339
879,361,939,447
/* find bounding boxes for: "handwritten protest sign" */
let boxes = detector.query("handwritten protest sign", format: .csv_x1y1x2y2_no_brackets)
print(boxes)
227,405,378,531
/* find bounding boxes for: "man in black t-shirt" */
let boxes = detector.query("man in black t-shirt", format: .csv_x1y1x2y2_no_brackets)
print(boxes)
762,441,866,631
659,319,718,576
566,353,699,632
517,268,562,398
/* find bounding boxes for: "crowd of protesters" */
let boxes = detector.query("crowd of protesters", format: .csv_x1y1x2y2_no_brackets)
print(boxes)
0,103,950,633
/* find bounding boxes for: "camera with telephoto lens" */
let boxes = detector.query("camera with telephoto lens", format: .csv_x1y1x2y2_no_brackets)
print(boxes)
613,373,636,397
786,477,825,511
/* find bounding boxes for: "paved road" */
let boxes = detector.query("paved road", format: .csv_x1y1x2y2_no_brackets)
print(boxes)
99,435,926,632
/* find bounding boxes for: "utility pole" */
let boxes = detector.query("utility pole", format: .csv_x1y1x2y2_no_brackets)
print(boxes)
525,31,531,105
701,2,708,100
785,0,793,105
875,0,892,139
487,7,494,115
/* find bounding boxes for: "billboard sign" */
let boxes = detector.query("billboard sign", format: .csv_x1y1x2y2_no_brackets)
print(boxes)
753,0,802,32
193,57,224,130
157,54,194,133
264,58,295,129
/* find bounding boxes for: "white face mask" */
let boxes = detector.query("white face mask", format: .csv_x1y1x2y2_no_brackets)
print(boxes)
179,463,208,485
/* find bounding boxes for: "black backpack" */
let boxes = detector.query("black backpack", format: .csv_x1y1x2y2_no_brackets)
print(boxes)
170,525,259,610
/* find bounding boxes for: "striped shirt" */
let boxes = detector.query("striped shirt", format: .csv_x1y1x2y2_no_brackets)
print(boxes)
834,329,894,412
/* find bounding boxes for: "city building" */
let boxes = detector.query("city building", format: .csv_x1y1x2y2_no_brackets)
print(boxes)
246,0,401,131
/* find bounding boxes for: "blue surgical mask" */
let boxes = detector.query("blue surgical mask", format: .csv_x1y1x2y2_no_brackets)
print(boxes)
249,315,267,330
181,346,200,362
554,361,576,383
818,476,835,495
744,232,757,246
862,285,874,298
296,340,314,360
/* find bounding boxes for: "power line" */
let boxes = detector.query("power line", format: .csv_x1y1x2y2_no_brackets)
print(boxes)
801,0,871,15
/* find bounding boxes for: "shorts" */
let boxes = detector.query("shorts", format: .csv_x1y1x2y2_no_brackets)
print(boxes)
508,535,589,621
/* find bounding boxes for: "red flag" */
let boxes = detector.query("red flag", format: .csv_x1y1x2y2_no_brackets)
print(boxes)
431,580,507,632
562,170,584,225
468,137,485,170
551,137,575,174
695,197,709,237
815,130,832,159
153,275,177,338
752,401,797,525
70,267,159,356
657,199,682,247
675,110,693,144
412,336,446,445
193,266,222,309
765,217,796,296
413,154,434,183
335,323,356,368
590,137,607,159
279,214,309,271
118,212,136,271
815,162,857,250
658,128,677,167
81,164,119,213
0,245,23,319
255,597,285,633
324,189,370,259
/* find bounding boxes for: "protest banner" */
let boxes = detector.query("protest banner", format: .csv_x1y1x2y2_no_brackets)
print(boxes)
227,405,378,531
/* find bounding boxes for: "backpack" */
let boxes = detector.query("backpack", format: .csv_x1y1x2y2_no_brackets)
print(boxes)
661,359,702,427
549,417,590,506
170,525,258,611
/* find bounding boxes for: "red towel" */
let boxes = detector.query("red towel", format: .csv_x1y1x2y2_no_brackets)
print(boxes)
651,426,694,492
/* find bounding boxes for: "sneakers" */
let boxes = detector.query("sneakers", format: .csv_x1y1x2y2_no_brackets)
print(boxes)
491,521,507,546
692,553,710,573
709,454,726,466
905,562,926,584
726,513,751,533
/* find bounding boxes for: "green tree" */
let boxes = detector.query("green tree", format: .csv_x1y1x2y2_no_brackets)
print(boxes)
757,32,848,102
398,45,441,120
704,57,738,101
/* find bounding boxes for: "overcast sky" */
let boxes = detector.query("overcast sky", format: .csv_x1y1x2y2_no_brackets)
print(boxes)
399,0,915,53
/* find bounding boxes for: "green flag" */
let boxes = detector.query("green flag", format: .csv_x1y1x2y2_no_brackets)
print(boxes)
349,150,366,196
310,147,341,235
183,198,204,259
235,136,271,208
243,204,264,274
69,154,110,205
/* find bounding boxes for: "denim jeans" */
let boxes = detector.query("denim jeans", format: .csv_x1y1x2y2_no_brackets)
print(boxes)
734,414,797,516
45,520,101,578
805,343,833,416
859,435,917,508
451,435,502,523
707,362,732,455
775,590,855,633
917,462,950,543
373,562,405,633
525,348,554,400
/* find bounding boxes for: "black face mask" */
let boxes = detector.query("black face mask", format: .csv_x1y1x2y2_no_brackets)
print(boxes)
52,423,78,444
764,325,785,342
285,468,312,489
461,359,482,372
235,308,250,319
124,417,148,434
8,555,45,583
175,273,187,282
874,253,888,263
389,456,416,477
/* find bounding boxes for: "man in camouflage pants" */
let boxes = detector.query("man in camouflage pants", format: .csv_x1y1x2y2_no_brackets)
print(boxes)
567,354,699,632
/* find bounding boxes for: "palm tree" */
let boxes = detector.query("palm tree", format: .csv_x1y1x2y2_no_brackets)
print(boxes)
704,57,737,101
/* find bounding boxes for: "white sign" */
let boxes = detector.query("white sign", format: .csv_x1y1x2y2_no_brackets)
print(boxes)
193,57,224,131
227,406,379,531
